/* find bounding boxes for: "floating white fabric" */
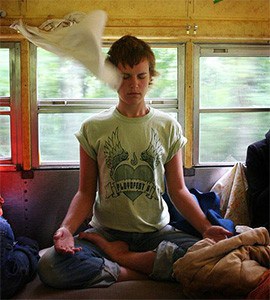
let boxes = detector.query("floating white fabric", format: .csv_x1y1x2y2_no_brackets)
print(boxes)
10,10,122,90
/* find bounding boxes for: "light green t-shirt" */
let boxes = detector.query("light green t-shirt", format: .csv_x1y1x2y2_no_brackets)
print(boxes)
75,106,187,232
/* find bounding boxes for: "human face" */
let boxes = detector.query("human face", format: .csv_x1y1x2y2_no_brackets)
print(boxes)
117,59,151,109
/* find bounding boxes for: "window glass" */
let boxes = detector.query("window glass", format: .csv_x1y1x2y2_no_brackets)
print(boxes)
39,113,94,162
0,115,11,159
37,48,115,99
0,49,10,97
0,107,10,112
149,48,177,98
0,47,12,162
37,47,178,100
199,112,270,163
196,45,270,165
200,57,270,108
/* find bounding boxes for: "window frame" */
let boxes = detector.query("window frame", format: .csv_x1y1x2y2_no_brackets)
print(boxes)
0,42,22,171
30,42,186,168
193,43,270,166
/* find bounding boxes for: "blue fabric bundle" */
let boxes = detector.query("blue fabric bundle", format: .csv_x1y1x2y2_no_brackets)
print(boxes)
163,188,235,237
0,217,40,299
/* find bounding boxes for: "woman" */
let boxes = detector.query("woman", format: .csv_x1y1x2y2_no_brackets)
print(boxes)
38,35,231,289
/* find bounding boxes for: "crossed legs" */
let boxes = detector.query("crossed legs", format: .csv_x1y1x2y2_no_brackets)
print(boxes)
79,232,155,280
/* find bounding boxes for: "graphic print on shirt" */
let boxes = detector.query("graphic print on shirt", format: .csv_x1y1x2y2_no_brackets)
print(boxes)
105,127,163,202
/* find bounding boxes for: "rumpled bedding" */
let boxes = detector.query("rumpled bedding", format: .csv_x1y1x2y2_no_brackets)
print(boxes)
10,10,122,90
173,227,270,298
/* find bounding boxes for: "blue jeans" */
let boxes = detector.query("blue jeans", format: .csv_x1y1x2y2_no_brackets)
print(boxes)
38,225,199,289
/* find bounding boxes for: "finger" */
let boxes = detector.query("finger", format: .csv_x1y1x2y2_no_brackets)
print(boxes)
62,246,82,254
53,230,63,240
73,246,82,252
55,245,75,255
215,233,230,242
217,229,233,239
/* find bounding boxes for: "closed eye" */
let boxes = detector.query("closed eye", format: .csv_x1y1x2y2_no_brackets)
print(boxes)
138,73,147,79
122,73,148,80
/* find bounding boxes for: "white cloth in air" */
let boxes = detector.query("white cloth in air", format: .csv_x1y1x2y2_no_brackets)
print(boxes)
10,10,122,90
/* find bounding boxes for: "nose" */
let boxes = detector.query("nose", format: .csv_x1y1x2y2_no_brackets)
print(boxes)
130,76,139,88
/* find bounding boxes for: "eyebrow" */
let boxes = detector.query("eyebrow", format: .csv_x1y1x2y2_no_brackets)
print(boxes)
122,72,148,76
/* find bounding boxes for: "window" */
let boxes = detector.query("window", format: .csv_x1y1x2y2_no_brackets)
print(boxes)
194,44,270,165
31,44,185,166
0,42,21,169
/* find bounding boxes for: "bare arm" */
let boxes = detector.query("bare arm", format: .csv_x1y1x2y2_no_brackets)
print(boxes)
165,150,232,241
54,146,98,254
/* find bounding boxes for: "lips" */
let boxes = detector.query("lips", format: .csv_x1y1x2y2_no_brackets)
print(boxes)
127,92,140,96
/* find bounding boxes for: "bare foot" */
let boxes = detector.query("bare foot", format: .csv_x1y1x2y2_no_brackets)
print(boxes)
79,232,129,261
79,231,156,275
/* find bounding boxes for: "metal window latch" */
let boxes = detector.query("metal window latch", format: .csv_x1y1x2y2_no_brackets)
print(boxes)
193,24,198,35
186,24,191,35
186,24,198,35
0,10,7,18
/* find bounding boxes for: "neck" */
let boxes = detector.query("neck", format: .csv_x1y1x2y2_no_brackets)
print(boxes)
116,104,150,118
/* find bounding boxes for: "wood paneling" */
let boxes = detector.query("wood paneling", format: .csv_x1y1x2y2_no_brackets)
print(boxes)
191,0,269,20
1,0,269,40
0,0,188,23
20,40,31,170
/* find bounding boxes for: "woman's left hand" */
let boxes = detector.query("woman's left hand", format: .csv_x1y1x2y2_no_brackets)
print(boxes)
203,225,233,242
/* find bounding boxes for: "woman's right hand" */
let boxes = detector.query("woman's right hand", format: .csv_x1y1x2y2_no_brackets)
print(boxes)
53,227,82,254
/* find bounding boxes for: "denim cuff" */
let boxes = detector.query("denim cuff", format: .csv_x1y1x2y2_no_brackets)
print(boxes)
84,258,120,288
